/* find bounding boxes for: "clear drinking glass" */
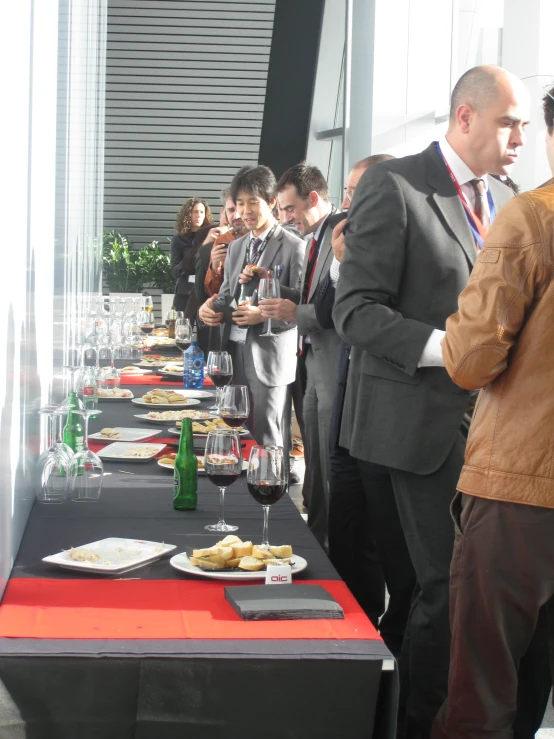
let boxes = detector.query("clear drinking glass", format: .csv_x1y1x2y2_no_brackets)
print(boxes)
204,429,242,532
141,295,154,315
175,317,192,354
68,408,104,502
138,309,155,336
247,446,287,548
206,351,233,412
219,385,249,430
36,405,73,503
258,277,281,337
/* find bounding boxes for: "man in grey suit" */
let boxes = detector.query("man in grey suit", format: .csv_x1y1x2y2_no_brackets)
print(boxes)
199,165,304,449
333,66,529,738
260,163,339,546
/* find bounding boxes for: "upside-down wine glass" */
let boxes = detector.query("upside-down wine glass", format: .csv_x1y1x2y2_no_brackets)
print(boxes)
68,408,104,502
247,445,287,548
206,351,233,412
258,277,280,337
204,429,242,532
36,405,73,503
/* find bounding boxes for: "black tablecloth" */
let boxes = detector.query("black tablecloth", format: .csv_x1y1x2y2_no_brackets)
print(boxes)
0,382,398,739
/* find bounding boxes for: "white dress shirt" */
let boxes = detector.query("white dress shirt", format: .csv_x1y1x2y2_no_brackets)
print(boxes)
418,138,488,369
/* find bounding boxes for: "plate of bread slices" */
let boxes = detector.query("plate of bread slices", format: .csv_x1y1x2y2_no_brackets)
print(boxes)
170,535,307,580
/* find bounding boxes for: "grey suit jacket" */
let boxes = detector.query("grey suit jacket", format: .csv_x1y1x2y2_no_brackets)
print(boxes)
217,224,305,387
296,217,342,389
333,142,513,474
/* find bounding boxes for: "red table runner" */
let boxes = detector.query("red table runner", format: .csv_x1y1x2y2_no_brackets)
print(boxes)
0,578,380,641
88,439,258,457
121,375,214,387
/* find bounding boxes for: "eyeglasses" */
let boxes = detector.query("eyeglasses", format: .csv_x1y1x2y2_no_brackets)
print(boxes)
343,187,353,202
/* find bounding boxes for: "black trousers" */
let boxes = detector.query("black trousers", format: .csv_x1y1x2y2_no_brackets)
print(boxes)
328,446,415,652
433,495,553,739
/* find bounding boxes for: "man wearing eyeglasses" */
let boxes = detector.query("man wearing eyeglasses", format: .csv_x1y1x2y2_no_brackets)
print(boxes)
333,65,533,738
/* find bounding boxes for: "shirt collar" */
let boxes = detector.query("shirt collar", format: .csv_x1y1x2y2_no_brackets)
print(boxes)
308,210,332,243
250,221,275,244
439,136,488,190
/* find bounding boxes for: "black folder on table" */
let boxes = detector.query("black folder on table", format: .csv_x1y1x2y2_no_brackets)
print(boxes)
224,584,345,620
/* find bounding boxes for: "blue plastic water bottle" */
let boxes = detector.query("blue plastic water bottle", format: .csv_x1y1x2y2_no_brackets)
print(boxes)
183,335,204,389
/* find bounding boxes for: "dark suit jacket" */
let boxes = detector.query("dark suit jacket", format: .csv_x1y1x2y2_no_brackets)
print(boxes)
332,142,513,474
170,225,213,298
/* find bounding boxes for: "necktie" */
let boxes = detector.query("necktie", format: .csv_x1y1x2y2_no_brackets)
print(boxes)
250,236,262,264
470,178,490,231
302,237,319,304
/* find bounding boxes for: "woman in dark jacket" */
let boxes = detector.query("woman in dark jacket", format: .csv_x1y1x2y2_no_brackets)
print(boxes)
170,197,214,312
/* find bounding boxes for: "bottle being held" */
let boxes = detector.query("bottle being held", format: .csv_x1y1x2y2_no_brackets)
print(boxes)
238,283,250,307
183,332,204,389
63,392,85,454
173,418,198,510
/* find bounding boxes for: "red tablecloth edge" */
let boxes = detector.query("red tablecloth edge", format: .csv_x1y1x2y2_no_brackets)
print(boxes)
121,375,214,387
0,578,381,642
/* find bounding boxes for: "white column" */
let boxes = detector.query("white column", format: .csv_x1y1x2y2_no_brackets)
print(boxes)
502,0,554,191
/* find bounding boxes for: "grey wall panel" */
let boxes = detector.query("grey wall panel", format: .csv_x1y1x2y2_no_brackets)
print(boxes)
104,0,276,251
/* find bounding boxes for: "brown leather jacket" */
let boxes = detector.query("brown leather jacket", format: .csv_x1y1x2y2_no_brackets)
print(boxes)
442,179,554,508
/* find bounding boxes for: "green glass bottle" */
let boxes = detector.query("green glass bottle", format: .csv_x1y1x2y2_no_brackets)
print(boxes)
63,392,85,453
173,418,198,510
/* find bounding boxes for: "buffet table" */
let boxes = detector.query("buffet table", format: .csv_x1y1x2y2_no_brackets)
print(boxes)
0,373,397,738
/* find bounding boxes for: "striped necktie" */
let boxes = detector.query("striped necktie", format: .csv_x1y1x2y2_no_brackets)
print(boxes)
470,178,490,232
250,237,262,263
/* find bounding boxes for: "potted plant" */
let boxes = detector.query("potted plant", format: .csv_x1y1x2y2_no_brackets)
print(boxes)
102,230,144,296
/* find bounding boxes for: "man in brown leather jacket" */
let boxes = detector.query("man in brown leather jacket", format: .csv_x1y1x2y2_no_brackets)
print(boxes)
433,88,554,738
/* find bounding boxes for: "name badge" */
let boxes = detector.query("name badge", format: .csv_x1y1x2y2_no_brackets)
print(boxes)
265,564,292,585
188,274,196,283
229,325,248,344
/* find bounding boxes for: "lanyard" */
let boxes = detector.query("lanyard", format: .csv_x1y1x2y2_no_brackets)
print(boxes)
435,143,496,249
246,223,277,266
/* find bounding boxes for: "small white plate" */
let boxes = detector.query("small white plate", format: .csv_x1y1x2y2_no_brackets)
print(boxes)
134,412,212,425
43,537,176,574
170,552,308,581
173,389,213,399
89,428,163,443
133,361,166,368
168,426,248,437
97,442,167,462
157,457,248,475
132,397,201,409
98,391,134,401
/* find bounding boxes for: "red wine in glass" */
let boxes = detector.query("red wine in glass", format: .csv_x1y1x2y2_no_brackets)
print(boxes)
247,482,286,506
209,372,232,388
140,324,155,334
175,340,191,352
207,471,240,488
220,414,248,429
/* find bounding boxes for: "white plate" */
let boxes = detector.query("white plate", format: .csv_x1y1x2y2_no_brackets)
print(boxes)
120,368,152,375
173,389,213,399
133,361,167,368
97,442,167,461
98,391,134,401
159,371,184,378
168,425,248,437
157,457,248,475
170,552,308,581
89,428,163,443
43,537,176,574
134,412,212,425
132,397,201,409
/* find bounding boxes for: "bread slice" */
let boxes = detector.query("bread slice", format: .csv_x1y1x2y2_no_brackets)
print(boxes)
269,545,293,559
225,557,241,569
251,545,272,560
232,541,253,558
217,535,242,548
192,545,222,559
238,556,265,571
218,547,234,561
190,556,225,571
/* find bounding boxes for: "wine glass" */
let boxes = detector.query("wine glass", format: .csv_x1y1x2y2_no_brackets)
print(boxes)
247,446,287,548
165,309,184,339
36,405,73,503
219,385,249,430
204,429,242,532
68,408,104,502
141,295,154,315
206,351,233,412
138,309,155,336
175,317,192,354
258,277,280,337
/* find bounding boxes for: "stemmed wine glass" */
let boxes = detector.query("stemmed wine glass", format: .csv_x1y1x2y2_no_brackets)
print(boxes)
141,295,154,316
206,351,233,412
175,317,192,354
247,446,287,548
219,385,250,430
258,277,280,337
36,405,74,503
68,408,104,502
138,309,155,336
204,429,242,532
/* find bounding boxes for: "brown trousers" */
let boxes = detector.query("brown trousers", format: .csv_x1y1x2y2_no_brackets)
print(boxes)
432,494,554,739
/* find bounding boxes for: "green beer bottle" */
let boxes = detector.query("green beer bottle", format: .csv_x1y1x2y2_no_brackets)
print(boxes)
173,418,198,510
63,392,85,453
